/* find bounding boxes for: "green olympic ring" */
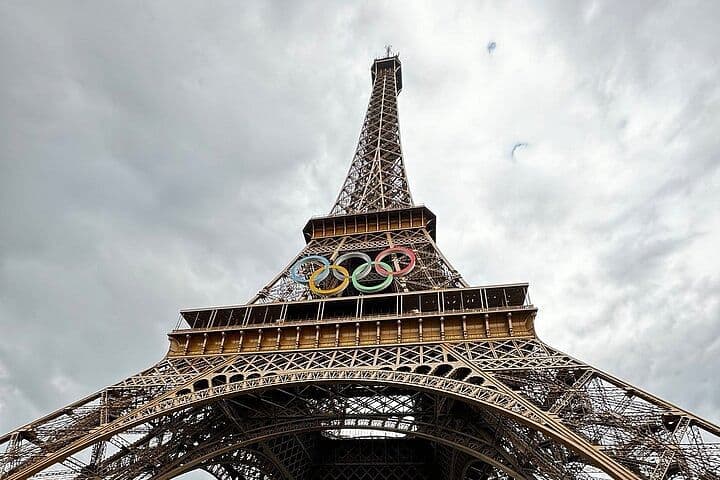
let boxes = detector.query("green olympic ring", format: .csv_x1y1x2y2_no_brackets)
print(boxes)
351,261,394,293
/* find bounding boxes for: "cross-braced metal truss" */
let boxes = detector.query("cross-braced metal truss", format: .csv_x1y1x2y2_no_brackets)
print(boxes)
330,55,412,216
2,339,719,479
252,228,466,304
2,53,720,480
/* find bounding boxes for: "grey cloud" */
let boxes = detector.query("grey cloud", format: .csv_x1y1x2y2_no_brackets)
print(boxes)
1,4,719,474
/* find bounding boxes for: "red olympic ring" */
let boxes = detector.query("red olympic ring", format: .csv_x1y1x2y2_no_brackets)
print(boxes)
374,247,416,277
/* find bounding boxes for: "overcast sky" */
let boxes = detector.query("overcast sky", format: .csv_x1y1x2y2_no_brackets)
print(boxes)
1,1,719,475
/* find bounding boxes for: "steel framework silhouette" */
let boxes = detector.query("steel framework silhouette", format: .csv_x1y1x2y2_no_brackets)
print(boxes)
1,54,718,480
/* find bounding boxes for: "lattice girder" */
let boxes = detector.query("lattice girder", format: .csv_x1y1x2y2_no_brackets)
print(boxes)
47,385,577,479
4,338,718,479
252,228,465,304
3,53,720,480
202,446,282,480
331,56,412,215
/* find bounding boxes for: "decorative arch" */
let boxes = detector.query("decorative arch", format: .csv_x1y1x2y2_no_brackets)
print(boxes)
8,369,636,480
154,421,526,480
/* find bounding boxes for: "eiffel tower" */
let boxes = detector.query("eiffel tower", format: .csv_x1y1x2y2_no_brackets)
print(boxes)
2,53,719,480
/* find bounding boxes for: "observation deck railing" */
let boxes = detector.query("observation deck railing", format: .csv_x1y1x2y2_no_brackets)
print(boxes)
176,283,531,332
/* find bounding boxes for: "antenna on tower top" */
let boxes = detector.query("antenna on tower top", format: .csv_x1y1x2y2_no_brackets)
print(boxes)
384,44,393,57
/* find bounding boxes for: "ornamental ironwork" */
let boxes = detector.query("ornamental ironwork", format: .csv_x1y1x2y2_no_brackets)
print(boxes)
1,53,719,480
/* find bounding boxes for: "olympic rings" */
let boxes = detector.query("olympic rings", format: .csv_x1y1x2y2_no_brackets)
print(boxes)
352,261,393,293
290,255,330,284
290,247,417,296
310,265,349,295
374,246,416,277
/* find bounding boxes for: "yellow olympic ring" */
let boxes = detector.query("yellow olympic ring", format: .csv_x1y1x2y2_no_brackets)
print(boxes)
309,265,349,295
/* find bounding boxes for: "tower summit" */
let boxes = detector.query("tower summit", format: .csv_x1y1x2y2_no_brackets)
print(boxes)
331,54,411,215
1,55,719,480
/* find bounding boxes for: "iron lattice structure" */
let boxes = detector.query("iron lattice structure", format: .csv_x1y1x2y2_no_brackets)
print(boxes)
1,55,719,480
